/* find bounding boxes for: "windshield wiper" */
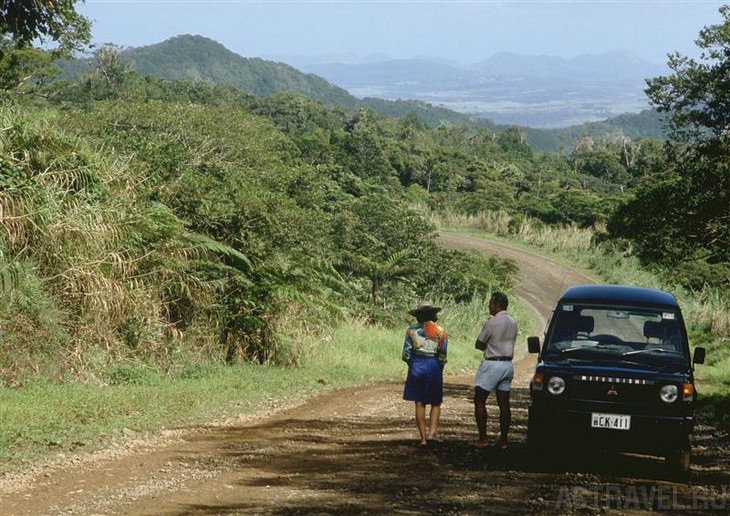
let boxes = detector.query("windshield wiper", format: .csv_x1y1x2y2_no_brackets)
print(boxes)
623,348,682,357
560,347,594,355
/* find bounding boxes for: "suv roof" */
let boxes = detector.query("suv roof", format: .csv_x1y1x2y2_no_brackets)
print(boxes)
559,284,679,310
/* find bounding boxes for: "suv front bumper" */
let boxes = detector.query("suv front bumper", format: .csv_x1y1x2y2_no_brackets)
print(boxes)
528,403,694,454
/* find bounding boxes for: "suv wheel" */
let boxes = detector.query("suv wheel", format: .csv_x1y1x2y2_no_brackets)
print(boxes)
665,439,691,479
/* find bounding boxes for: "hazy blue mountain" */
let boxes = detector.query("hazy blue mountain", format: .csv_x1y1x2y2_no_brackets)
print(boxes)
566,50,668,81
292,49,669,128
262,52,395,67
471,52,569,78
472,49,666,81
300,58,477,95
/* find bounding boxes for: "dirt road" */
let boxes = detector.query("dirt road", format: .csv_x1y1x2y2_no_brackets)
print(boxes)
2,232,728,515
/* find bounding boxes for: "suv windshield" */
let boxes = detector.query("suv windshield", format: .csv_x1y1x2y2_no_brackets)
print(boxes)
542,304,688,366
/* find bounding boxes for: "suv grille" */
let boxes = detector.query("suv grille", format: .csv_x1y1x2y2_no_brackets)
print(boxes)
567,375,685,415
574,375,654,385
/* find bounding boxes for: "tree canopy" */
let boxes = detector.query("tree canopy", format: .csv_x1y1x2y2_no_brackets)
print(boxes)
1,0,91,93
1,0,90,52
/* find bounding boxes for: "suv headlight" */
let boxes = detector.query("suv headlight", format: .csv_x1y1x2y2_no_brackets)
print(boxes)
660,384,679,403
547,376,566,395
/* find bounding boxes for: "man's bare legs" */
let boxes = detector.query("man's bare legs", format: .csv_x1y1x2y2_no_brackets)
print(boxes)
473,387,490,447
496,390,511,448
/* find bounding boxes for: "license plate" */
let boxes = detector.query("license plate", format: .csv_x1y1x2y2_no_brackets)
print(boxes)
591,413,631,430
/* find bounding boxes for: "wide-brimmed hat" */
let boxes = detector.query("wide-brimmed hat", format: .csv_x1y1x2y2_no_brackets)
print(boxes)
408,301,442,317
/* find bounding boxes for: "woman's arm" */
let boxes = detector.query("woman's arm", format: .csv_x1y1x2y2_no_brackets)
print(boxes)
402,329,413,363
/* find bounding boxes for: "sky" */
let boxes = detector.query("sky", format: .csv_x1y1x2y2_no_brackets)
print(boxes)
77,1,728,65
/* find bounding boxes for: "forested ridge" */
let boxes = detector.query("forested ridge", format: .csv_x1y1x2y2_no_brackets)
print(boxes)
55,34,675,152
1,3,728,388
54,34,494,131
54,34,672,152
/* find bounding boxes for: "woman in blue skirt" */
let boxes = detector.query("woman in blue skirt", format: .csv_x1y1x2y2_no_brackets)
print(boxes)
402,302,448,446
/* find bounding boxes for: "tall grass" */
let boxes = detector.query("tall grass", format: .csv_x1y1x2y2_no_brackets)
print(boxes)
290,293,535,379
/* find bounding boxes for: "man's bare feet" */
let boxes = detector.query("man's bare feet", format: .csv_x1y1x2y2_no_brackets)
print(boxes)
471,440,490,448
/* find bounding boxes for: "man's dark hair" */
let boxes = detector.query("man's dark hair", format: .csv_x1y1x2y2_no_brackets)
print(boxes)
491,291,509,310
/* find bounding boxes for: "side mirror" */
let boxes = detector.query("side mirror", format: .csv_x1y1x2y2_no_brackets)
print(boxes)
528,336,541,354
693,347,706,365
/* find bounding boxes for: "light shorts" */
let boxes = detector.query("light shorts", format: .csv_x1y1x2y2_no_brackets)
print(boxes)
474,360,514,392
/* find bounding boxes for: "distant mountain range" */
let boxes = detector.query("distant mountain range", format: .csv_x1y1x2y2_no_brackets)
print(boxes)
296,50,669,128
55,35,670,151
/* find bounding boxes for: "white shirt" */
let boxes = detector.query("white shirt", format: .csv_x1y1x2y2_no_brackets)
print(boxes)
476,310,518,359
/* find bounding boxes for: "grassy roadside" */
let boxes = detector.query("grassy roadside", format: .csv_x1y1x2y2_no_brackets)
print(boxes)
0,345,368,475
0,296,536,476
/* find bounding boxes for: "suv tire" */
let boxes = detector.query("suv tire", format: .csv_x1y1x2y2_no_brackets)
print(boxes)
665,438,691,479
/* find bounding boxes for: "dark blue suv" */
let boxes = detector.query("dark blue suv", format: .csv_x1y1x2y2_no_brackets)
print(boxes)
527,284,706,476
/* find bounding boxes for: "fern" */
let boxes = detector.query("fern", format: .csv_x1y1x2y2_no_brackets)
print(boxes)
342,249,417,305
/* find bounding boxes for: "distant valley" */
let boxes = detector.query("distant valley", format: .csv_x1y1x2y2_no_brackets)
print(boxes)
281,50,668,128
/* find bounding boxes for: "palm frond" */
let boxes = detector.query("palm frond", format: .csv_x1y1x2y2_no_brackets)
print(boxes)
183,232,252,272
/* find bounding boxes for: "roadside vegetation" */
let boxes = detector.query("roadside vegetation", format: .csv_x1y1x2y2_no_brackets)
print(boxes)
1,1,728,474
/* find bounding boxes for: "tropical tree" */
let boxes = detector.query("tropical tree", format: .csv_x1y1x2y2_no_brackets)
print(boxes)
1,0,90,51
0,39,54,91
343,250,416,306
1,0,91,92
645,4,730,144
609,5,730,282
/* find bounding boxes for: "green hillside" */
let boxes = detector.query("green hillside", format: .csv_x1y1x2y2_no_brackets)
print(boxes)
125,35,357,106
523,109,669,153
54,35,491,129
55,35,354,106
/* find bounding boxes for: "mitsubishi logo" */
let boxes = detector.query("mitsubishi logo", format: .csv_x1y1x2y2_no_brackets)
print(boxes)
607,385,619,396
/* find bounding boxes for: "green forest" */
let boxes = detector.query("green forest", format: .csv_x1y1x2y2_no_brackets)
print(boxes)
1,3,728,423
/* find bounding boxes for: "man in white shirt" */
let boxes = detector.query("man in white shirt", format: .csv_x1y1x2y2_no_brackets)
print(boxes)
472,291,518,449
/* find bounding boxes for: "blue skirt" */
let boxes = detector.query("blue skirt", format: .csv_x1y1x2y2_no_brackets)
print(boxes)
403,355,443,405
